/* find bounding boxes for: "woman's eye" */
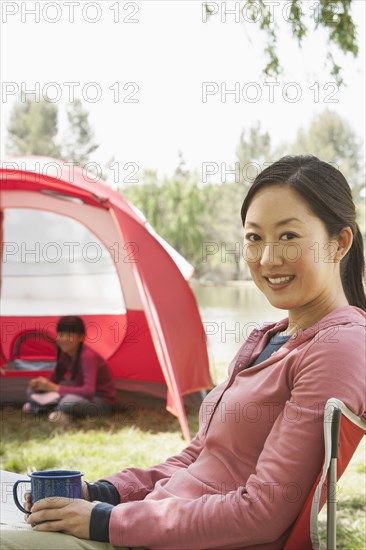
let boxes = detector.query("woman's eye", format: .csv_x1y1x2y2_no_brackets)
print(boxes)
281,232,297,240
245,233,261,242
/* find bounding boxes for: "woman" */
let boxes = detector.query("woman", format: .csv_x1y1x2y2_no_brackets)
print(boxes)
3,156,365,549
23,316,116,423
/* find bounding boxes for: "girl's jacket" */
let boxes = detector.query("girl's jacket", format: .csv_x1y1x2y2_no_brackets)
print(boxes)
102,306,366,549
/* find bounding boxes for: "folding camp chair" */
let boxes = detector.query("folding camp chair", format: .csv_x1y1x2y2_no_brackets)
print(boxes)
0,330,58,405
11,330,57,363
284,398,366,550
9,329,57,372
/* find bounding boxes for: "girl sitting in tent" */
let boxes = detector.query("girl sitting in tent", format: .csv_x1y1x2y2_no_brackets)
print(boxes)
22,316,116,424
3,156,365,549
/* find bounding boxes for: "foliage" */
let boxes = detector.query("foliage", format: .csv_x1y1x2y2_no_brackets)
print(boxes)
6,94,61,158
205,0,358,86
62,99,100,166
5,95,99,167
123,154,207,273
287,109,364,201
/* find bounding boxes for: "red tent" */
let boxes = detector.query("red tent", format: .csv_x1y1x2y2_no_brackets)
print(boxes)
0,157,212,440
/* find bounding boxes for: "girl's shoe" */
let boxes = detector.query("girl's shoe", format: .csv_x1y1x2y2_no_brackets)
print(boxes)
22,402,34,413
48,410,71,425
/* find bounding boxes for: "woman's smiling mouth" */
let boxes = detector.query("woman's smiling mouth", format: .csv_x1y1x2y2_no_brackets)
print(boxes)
265,275,295,288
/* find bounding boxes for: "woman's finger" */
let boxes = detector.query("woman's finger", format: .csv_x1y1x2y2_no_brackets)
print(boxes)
32,519,65,532
24,501,32,512
31,496,76,512
23,491,32,513
27,507,64,525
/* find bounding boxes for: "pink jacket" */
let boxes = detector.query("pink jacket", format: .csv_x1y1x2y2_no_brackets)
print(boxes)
103,306,366,549
51,345,116,405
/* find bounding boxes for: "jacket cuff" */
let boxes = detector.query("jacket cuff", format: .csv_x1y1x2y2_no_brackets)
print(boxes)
86,481,120,504
90,502,114,542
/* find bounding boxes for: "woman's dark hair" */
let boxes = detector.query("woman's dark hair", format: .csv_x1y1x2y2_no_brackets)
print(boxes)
55,316,85,381
241,155,366,311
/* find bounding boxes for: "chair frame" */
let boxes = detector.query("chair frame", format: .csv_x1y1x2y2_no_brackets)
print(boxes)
284,398,365,550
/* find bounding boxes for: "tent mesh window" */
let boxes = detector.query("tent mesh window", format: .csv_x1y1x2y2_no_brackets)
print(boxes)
2,208,125,315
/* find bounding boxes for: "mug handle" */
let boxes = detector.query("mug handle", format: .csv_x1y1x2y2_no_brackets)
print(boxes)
13,480,31,514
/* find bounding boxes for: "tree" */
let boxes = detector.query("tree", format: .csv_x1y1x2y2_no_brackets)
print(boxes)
62,98,99,165
122,154,207,274
205,0,358,85
6,94,61,158
6,95,99,167
235,122,274,189
123,169,163,230
288,109,364,199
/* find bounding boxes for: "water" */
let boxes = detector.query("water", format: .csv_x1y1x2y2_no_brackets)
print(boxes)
190,282,285,365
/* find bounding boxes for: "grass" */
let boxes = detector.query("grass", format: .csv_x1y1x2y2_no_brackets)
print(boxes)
0,404,199,479
1,360,364,548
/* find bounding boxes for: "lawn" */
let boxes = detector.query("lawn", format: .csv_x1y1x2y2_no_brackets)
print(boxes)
1,360,365,548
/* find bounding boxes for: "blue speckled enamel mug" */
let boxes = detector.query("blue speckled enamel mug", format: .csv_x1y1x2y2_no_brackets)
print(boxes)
13,469,83,514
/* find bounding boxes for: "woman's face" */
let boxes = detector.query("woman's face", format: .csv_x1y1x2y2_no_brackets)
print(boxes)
243,185,344,322
56,331,83,357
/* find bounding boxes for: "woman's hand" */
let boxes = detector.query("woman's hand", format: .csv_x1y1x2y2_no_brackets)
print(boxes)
27,497,97,539
23,482,91,516
29,377,59,392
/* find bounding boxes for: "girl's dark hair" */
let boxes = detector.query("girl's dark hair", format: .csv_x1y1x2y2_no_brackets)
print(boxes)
55,316,85,381
241,155,366,311
57,316,85,336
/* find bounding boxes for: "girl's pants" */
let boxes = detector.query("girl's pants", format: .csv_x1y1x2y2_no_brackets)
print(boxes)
27,388,112,418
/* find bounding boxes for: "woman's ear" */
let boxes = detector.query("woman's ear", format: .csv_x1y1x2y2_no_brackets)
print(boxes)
336,226,353,261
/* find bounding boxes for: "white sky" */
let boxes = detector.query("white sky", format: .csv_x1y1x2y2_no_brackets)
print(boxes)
1,0,365,185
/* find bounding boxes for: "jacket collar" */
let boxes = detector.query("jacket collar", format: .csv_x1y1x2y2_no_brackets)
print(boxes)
257,305,365,349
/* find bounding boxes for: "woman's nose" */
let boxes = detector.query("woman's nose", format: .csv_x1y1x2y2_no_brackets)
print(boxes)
259,241,284,267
